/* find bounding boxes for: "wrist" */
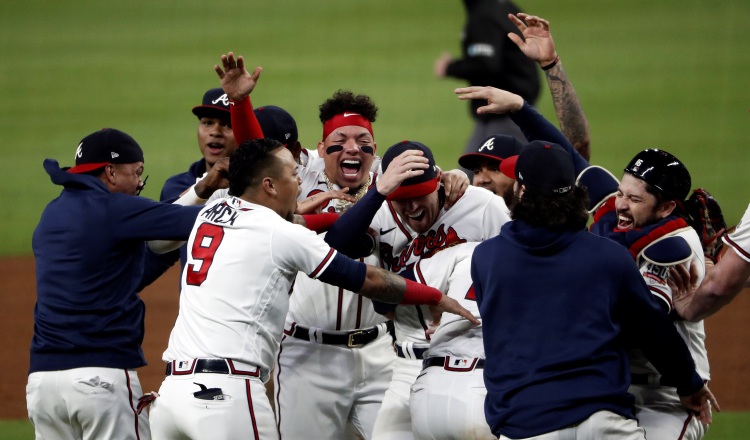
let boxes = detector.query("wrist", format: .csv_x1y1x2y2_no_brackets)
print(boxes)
540,54,560,71
401,279,442,305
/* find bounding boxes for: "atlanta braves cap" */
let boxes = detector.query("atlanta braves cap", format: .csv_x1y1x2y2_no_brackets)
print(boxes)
67,128,144,174
500,141,575,197
382,140,439,201
192,87,231,119
254,105,298,148
458,134,524,170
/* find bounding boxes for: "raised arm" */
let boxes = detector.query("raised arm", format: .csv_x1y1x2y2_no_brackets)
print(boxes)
214,52,264,143
507,13,591,161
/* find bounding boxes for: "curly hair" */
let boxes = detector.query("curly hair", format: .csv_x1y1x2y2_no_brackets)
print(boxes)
511,185,590,229
319,90,378,124
229,138,284,197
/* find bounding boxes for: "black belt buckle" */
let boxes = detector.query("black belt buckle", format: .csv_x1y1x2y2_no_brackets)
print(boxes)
347,330,367,348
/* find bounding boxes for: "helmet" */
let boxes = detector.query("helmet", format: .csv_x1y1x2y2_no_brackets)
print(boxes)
624,149,691,201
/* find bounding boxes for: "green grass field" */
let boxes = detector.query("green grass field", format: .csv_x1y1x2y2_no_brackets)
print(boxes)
2,0,749,436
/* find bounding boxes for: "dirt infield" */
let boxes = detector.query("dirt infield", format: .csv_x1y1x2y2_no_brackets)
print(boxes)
2,255,749,419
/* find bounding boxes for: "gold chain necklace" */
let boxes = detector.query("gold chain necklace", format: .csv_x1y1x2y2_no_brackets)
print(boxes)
323,173,371,212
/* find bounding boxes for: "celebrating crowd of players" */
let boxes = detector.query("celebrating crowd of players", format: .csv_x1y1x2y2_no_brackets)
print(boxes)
29,9,750,440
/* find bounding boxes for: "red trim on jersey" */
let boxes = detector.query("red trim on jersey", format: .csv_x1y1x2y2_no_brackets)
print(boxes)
275,336,287,438
124,369,141,440
627,218,689,260
677,412,693,439
591,197,616,225
414,305,431,342
725,234,750,260
228,359,260,377
355,292,363,329
244,379,260,440
414,261,426,284
309,248,336,278
387,201,413,242
465,285,477,301
648,286,673,309
412,261,432,340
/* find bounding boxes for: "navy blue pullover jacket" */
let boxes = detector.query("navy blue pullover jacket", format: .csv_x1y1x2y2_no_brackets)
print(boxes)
30,159,202,373
471,220,704,438
139,158,206,289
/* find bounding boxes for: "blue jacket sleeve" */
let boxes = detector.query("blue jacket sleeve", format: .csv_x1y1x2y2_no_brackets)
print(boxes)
325,189,387,258
510,102,590,175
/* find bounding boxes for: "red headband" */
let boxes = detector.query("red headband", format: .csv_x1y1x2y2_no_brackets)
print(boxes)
322,112,374,141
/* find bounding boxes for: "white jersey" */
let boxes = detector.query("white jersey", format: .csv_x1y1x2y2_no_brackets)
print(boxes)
724,203,750,262
162,197,337,380
413,242,484,360
286,165,386,331
630,226,710,380
372,186,509,345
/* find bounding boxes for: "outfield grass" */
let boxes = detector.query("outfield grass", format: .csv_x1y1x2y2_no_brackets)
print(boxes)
1,0,749,256
2,412,749,439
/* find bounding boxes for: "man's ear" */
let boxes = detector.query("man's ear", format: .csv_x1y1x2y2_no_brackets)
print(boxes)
659,200,677,218
317,141,326,157
104,164,117,184
262,176,277,197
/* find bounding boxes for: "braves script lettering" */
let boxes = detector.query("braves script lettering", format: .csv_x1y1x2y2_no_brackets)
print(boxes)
380,225,466,272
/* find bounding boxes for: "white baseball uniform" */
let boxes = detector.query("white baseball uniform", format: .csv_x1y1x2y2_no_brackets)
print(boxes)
405,242,495,440
628,225,710,440
149,197,340,440
275,164,396,440
371,186,509,440
723,203,750,262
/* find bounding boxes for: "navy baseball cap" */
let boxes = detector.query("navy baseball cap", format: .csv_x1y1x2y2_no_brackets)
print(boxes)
67,128,144,174
458,134,524,170
500,141,575,197
254,105,298,148
192,87,231,120
382,140,439,201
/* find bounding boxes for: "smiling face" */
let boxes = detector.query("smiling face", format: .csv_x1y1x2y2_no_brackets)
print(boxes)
390,189,442,234
615,173,675,230
318,125,376,191
198,117,237,170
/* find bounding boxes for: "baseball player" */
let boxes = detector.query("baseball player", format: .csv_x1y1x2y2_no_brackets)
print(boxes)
471,141,716,439
458,82,713,439
213,53,470,439
404,242,494,440
457,134,523,204
326,140,510,440
147,139,477,439
673,203,750,320
28,128,226,440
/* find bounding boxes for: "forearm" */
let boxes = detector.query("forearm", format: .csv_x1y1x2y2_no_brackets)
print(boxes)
359,267,441,305
684,252,750,320
230,96,264,144
544,60,591,161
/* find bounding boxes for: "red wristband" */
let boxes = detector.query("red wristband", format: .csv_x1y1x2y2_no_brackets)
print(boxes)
301,213,339,233
230,96,264,144
401,278,442,305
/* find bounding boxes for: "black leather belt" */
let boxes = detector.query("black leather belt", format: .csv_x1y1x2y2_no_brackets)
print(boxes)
165,359,259,377
631,373,678,388
288,321,393,348
395,344,429,360
423,356,485,371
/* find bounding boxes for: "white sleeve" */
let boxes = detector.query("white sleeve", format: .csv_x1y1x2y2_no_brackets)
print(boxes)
147,186,208,253
206,188,230,205
482,192,511,239
271,222,337,278
724,203,750,263
639,260,673,312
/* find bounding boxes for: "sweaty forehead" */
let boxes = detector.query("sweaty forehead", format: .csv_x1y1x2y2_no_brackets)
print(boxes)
619,173,651,195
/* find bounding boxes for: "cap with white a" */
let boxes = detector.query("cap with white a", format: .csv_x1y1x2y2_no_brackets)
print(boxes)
67,128,144,174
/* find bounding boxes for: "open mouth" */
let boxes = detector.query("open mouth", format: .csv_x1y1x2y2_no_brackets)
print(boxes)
407,209,426,222
340,159,362,178
206,142,225,154
617,213,634,230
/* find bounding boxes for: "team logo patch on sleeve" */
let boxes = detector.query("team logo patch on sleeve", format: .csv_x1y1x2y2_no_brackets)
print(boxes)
643,263,669,285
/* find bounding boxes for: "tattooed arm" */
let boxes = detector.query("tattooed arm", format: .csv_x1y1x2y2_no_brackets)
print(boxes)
507,12,591,161
543,61,590,160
